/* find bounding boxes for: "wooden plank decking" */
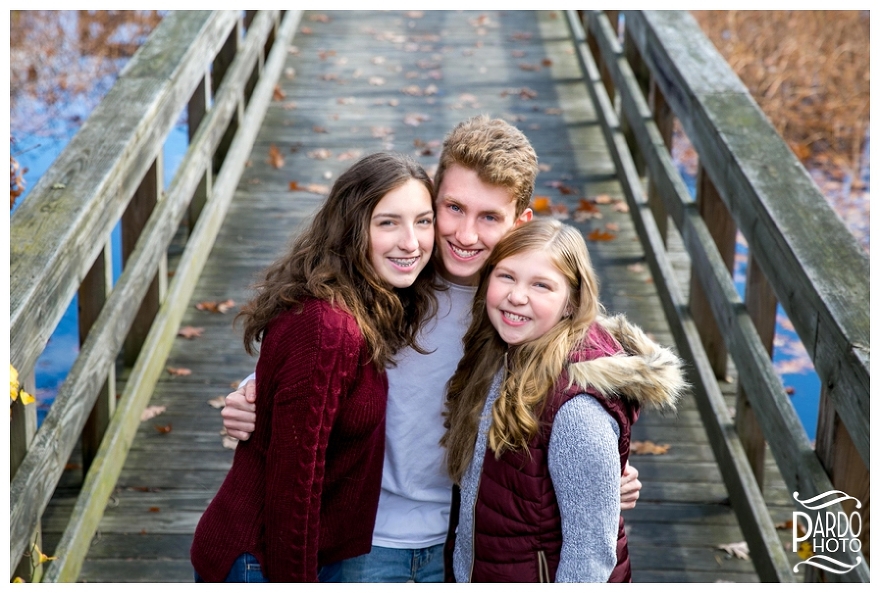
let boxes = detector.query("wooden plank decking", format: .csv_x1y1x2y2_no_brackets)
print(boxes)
42,10,800,582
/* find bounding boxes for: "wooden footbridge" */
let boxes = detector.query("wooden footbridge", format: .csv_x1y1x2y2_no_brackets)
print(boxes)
9,10,869,583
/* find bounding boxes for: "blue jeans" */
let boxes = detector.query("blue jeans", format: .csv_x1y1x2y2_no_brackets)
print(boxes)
322,544,445,583
194,552,342,582
195,552,268,583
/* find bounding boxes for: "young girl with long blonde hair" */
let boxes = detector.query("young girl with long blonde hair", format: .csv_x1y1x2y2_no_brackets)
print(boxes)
442,219,686,582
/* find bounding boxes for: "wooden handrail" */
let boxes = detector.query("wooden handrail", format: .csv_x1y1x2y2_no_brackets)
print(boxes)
9,10,301,581
567,9,869,582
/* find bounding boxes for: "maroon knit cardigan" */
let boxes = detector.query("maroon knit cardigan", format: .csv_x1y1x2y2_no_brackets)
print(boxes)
190,298,388,582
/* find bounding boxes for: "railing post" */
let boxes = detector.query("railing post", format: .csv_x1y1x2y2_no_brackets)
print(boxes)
188,69,213,228
622,26,647,177
213,18,243,172
735,254,776,490
587,12,616,104
10,370,41,582
689,165,737,379
78,243,117,474
122,159,165,368
647,79,673,245
810,394,871,581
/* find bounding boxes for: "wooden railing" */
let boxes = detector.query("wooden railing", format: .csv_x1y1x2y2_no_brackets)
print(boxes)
9,10,302,582
566,10,869,583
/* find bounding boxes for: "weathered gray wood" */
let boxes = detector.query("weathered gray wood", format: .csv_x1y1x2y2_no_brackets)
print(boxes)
10,11,240,379
647,79,672,244
736,254,776,489
78,243,116,473
571,10,794,582
579,9,868,581
623,10,869,467
122,159,163,368
8,11,246,577
38,10,300,584
689,165,737,378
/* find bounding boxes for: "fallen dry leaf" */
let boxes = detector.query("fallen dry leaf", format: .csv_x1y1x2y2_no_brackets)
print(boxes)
177,326,204,339
154,423,173,434
530,196,552,214
337,149,363,161
403,113,431,126
594,194,613,204
627,263,645,273
605,222,620,232
587,229,617,242
576,199,600,214
369,76,386,86
268,144,284,169
207,395,227,409
196,299,236,313
612,201,630,213
630,440,670,455
166,367,191,377
140,405,167,421
305,183,330,195
148,506,161,513
312,125,328,134
272,85,285,101
716,541,750,560
308,148,333,160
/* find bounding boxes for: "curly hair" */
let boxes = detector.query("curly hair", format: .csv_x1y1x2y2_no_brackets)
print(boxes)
441,219,602,483
433,115,538,216
237,152,440,369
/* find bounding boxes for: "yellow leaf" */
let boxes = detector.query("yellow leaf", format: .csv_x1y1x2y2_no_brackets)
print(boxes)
13,577,26,583
20,390,35,405
797,541,813,560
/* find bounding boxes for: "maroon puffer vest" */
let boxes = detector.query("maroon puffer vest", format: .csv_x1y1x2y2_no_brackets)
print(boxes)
470,323,639,582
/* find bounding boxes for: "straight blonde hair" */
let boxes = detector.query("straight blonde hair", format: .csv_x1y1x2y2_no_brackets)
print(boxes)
442,219,603,483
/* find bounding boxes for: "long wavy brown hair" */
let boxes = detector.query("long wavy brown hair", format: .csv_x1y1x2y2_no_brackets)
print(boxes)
441,219,602,483
237,152,440,368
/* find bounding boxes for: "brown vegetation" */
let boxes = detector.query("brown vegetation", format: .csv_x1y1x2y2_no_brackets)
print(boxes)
692,11,869,177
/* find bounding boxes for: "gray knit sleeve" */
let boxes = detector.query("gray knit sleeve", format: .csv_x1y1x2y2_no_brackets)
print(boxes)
548,394,621,582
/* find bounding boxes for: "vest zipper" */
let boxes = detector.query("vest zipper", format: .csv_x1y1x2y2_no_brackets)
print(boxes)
537,550,550,583
467,469,482,582
469,354,506,582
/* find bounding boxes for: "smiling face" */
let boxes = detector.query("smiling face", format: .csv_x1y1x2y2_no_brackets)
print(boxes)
434,164,532,286
485,248,572,346
369,178,435,288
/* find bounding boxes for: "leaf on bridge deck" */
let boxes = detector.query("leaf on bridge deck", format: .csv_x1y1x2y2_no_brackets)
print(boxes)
545,180,578,195
140,405,167,421
166,367,191,377
272,84,285,101
716,541,750,561
587,229,616,242
268,144,284,169
154,423,172,434
594,194,613,204
308,148,332,160
195,299,235,313
530,196,552,214
630,440,670,455
207,395,226,409
403,113,431,127
177,326,204,339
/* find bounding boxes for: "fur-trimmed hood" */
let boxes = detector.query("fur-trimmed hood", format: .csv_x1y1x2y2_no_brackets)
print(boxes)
566,314,687,410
